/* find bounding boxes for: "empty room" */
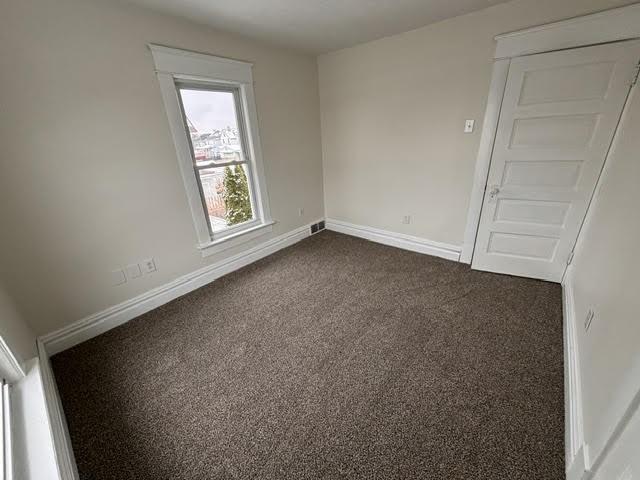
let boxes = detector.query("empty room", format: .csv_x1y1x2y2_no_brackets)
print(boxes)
2,0,640,479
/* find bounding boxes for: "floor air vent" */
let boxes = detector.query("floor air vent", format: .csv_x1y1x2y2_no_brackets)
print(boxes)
310,221,325,234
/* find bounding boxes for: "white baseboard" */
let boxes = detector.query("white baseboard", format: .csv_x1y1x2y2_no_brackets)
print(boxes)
567,446,588,480
563,281,589,480
40,221,321,355
37,340,79,480
325,218,461,262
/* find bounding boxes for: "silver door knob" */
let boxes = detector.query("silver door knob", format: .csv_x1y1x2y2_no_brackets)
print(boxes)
488,186,500,200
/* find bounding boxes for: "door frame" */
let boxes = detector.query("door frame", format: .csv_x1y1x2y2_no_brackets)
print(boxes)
460,3,640,264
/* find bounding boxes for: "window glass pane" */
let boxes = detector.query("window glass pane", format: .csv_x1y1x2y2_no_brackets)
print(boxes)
199,165,255,233
178,88,243,167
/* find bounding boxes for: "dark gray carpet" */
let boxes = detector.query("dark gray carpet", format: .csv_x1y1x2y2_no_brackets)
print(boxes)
52,231,564,479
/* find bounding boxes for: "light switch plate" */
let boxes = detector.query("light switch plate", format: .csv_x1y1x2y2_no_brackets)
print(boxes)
111,269,126,286
141,258,157,274
464,119,475,133
126,263,142,279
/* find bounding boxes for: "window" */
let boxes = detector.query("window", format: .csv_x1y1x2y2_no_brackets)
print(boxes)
177,84,259,236
0,336,21,480
1,379,10,480
150,45,273,256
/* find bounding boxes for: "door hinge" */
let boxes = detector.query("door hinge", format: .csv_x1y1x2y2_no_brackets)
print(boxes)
632,61,640,86
567,250,575,265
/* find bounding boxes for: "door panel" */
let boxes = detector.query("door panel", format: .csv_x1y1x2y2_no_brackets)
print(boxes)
518,61,615,105
494,199,570,225
472,40,640,282
501,161,582,188
487,232,559,259
509,114,598,149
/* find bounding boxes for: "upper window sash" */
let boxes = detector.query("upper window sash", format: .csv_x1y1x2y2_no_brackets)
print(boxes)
174,81,251,166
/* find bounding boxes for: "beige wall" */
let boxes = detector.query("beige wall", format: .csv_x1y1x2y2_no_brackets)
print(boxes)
318,0,635,246
566,86,640,468
0,284,36,364
0,0,324,336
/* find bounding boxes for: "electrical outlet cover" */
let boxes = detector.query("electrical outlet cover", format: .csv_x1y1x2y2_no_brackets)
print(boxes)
141,258,157,274
126,263,142,279
110,269,127,286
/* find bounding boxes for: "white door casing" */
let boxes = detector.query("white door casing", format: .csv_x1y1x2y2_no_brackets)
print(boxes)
472,40,640,282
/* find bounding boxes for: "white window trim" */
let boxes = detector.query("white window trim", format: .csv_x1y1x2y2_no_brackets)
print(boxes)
0,336,23,480
1,380,12,480
149,45,273,256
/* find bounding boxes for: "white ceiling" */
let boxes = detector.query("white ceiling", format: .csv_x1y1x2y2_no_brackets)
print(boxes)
124,0,514,54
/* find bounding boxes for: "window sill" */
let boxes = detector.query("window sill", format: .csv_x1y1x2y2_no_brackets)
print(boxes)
198,221,275,257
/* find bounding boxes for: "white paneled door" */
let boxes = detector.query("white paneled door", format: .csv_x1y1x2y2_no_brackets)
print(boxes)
472,40,640,282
